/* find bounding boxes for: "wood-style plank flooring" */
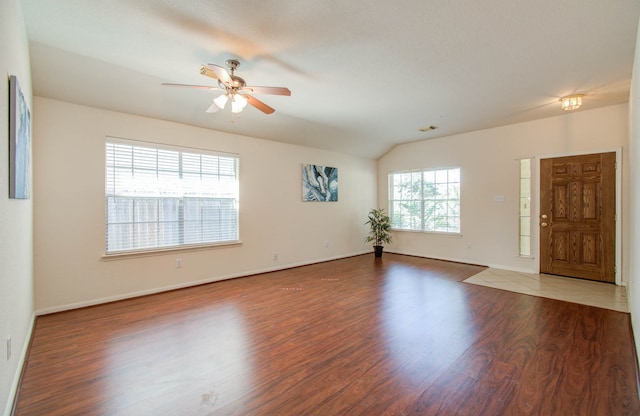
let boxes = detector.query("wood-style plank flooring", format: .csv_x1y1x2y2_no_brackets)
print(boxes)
14,254,640,415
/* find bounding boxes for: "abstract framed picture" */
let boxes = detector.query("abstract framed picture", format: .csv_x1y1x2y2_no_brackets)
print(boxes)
302,163,338,202
9,75,31,199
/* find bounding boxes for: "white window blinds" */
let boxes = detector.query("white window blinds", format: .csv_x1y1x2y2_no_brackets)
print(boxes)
105,139,239,253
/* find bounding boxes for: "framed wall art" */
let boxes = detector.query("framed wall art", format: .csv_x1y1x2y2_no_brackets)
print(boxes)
302,163,338,202
8,75,31,199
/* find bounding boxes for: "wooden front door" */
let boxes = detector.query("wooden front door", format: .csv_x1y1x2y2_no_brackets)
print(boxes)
539,152,616,283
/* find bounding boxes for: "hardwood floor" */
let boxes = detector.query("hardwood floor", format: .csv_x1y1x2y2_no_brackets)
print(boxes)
14,254,640,415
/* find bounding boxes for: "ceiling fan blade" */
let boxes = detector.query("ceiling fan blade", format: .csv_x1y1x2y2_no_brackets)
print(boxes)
201,64,232,85
244,86,291,96
162,82,222,91
245,95,275,114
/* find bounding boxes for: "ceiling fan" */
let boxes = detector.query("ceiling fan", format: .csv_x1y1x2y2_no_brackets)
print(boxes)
162,59,291,115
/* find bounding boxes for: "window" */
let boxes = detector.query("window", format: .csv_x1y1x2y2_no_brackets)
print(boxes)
519,158,532,256
105,138,239,254
389,167,460,233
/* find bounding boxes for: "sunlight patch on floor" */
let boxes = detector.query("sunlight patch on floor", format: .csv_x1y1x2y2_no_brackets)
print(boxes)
464,268,628,313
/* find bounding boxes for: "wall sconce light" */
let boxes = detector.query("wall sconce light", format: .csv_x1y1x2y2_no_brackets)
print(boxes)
561,95,583,111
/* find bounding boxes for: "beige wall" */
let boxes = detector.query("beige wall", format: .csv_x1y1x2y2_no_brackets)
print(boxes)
5,9,639,412
0,1,33,414
628,18,640,364
33,97,377,312
378,104,630,281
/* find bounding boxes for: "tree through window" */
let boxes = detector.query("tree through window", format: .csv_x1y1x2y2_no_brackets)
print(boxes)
389,167,460,233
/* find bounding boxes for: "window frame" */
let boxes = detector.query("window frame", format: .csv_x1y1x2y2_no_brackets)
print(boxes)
104,137,240,256
388,167,461,235
518,158,533,258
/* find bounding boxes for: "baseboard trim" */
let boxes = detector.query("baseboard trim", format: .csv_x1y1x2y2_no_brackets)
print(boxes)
383,250,489,268
35,251,370,316
384,250,538,274
4,312,35,416
34,249,538,316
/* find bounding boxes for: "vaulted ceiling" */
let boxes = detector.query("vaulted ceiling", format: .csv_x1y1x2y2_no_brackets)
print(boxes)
20,0,640,159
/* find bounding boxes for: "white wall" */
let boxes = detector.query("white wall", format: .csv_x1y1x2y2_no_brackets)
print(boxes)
378,105,630,280
32,98,377,312
0,1,33,415
628,18,640,364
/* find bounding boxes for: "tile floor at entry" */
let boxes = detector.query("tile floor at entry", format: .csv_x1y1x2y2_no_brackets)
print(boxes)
463,268,628,313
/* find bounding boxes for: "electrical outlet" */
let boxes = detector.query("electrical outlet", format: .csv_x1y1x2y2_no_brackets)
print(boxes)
273,253,278,261
325,241,329,248
175,258,182,268
7,336,11,361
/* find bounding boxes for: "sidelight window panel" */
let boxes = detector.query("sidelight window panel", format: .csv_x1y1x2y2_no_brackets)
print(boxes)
519,158,532,257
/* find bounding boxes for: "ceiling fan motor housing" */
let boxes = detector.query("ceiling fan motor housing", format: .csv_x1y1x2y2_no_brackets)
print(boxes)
220,59,245,90
229,75,246,89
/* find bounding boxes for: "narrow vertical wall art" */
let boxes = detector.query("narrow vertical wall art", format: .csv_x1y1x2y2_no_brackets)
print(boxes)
302,164,338,202
8,75,31,199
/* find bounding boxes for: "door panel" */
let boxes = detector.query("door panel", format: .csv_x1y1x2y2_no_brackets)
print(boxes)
539,152,615,283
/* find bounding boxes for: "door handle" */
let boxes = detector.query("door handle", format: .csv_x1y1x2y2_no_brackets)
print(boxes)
541,222,548,227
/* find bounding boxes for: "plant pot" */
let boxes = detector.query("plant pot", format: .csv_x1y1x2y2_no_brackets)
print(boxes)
374,245,384,258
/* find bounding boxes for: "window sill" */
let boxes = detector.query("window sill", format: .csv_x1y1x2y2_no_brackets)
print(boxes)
391,229,462,237
101,240,242,260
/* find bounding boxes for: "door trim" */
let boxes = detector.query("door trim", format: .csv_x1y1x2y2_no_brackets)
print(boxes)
533,147,622,285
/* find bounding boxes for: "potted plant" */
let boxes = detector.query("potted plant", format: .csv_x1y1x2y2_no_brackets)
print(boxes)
364,208,392,257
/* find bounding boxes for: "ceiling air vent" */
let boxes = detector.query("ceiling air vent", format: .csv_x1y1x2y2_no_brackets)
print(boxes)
419,125,438,132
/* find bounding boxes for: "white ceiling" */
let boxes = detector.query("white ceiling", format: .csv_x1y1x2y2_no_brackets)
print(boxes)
20,0,640,159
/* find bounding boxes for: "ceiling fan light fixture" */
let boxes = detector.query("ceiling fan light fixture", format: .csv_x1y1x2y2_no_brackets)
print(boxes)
214,94,229,109
205,102,220,113
561,95,583,111
231,94,248,113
